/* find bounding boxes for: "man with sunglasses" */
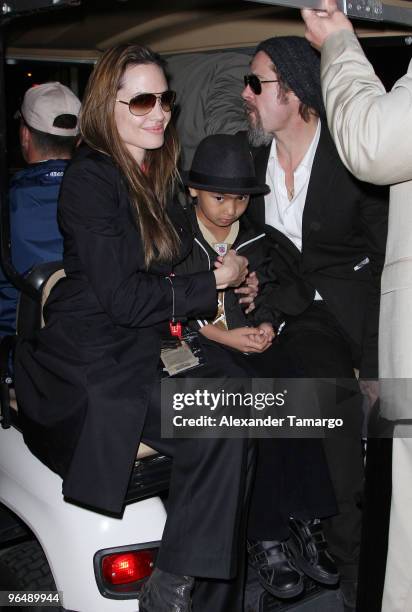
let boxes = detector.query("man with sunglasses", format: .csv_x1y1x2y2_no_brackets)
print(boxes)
241,36,388,609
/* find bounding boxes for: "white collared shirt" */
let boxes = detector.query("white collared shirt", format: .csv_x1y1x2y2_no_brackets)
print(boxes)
265,119,323,300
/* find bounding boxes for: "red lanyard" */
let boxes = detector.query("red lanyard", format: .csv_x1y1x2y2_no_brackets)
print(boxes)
167,274,182,338
169,321,182,338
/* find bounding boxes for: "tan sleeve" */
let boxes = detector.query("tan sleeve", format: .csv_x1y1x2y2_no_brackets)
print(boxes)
321,29,412,185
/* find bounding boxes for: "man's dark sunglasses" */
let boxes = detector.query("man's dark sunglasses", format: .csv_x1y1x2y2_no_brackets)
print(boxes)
116,90,176,116
243,74,279,95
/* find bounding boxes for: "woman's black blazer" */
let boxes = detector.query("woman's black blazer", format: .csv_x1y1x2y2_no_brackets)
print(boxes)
15,145,217,514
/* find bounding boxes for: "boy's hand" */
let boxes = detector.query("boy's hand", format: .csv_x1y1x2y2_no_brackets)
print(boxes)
225,327,272,353
235,271,259,314
256,322,276,342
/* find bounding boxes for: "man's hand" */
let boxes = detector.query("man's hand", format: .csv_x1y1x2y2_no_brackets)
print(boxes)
359,379,380,410
225,327,272,353
235,271,259,314
301,0,353,50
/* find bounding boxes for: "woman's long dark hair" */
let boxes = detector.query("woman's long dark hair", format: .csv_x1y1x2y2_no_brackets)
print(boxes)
80,44,180,268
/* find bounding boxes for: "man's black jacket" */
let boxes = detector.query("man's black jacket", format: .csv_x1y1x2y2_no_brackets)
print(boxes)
247,124,388,378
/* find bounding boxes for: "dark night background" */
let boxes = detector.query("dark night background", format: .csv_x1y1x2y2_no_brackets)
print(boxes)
2,0,411,170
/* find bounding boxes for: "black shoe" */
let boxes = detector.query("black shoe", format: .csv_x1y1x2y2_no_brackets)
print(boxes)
247,539,304,599
288,518,339,586
139,568,194,612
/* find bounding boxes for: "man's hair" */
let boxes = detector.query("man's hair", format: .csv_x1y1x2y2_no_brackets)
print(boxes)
255,37,325,121
24,114,78,157
274,65,318,123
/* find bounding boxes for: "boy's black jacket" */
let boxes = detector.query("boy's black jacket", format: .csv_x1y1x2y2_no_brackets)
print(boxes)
174,204,283,331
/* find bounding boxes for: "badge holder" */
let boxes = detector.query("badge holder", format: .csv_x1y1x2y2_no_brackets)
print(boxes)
161,328,207,377
161,277,206,377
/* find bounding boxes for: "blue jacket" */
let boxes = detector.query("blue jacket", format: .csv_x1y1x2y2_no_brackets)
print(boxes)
0,159,67,336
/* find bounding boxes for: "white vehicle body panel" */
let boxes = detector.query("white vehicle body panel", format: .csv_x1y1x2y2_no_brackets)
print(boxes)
0,424,167,612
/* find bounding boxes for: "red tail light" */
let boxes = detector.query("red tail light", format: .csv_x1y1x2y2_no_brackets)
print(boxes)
102,550,155,585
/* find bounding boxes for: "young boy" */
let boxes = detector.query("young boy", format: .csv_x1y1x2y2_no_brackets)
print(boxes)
174,133,338,605
175,132,286,375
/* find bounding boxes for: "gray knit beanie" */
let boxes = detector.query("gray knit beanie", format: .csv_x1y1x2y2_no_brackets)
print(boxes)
255,36,325,117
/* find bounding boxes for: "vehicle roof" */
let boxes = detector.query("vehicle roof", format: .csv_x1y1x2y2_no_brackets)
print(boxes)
5,0,412,63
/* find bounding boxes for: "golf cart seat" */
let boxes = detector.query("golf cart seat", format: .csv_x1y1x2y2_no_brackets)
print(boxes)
7,262,158,461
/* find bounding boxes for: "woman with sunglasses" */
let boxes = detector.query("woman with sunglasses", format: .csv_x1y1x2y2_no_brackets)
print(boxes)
15,44,251,612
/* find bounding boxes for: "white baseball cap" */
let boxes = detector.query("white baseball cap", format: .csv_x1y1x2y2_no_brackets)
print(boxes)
19,82,81,137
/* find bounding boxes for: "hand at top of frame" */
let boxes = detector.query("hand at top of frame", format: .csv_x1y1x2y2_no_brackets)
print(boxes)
301,0,354,50
214,250,248,289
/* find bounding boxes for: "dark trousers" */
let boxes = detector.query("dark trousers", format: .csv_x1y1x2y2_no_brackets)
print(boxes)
356,436,392,612
278,302,364,582
142,342,255,612
246,340,337,540
187,338,337,547
248,438,337,540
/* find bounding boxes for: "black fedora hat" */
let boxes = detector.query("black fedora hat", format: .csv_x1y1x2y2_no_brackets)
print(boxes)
183,133,270,196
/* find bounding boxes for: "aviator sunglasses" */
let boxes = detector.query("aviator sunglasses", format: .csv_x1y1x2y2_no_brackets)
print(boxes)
244,74,279,96
116,90,176,116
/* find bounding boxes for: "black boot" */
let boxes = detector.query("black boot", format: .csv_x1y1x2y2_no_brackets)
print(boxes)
139,568,194,612
288,518,339,585
247,539,304,599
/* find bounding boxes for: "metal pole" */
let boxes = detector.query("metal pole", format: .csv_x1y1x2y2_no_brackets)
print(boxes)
246,0,412,27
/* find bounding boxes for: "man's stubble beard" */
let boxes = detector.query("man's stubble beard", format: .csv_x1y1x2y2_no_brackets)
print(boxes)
246,108,273,148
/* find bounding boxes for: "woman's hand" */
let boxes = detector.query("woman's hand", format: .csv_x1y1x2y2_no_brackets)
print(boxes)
214,250,248,289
